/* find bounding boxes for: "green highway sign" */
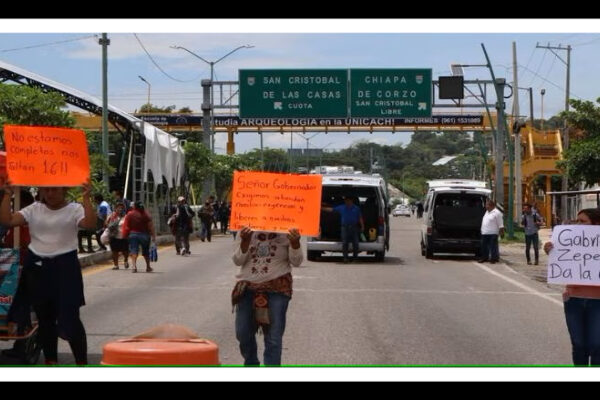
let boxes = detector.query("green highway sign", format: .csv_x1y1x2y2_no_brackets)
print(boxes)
239,69,348,118
239,68,433,118
350,69,432,117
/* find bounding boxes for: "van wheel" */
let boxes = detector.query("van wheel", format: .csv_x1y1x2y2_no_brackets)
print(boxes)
307,250,320,261
425,244,434,259
374,251,385,262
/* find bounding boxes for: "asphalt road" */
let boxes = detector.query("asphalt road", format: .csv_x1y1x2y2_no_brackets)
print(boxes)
0,216,572,366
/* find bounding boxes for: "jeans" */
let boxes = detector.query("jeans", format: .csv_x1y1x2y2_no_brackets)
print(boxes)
175,230,190,254
341,224,359,260
525,233,539,262
564,297,600,366
480,234,499,261
201,222,212,242
235,290,290,366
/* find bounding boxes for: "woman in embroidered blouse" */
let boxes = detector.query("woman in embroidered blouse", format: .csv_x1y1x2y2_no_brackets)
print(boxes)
232,226,302,366
544,208,600,366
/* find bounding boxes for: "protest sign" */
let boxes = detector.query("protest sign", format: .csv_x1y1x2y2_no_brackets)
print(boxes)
229,170,323,236
3,125,90,186
548,225,600,286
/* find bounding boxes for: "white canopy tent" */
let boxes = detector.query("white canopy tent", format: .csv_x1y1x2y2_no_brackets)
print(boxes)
0,59,185,190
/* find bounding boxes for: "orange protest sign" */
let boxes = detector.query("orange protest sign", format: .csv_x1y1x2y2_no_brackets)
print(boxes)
230,171,323,236
3,125,90,187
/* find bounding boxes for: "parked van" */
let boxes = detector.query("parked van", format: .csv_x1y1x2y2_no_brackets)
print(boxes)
420,179,491,258
307,174,390,261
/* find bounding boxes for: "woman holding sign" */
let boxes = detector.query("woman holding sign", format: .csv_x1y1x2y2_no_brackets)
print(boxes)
0,183,97,365
231,226,302,366
544,208,600,366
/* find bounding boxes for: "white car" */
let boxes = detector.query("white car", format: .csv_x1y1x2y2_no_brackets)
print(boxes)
393,206,411,217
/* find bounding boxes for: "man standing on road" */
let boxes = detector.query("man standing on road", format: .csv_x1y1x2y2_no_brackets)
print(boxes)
521,203,542,265
199,199,215,243
479,199,504,264
322,195,364,263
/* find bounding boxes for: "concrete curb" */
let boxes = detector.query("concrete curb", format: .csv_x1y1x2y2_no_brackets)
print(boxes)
78,231,233,269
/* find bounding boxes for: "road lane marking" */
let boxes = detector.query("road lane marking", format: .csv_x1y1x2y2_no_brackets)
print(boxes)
472,262,563,307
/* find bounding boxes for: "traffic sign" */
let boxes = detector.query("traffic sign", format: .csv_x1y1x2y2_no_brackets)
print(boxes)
239,69,348,118
350,69,432,117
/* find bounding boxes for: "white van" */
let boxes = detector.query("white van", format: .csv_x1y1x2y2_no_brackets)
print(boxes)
307,174,390,261
420,179,491,258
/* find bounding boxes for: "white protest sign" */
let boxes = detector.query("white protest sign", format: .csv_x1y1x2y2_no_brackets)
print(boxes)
548,225,600,286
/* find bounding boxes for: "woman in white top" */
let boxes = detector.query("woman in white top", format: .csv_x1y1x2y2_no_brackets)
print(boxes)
231,226,302,366
0,183,96,365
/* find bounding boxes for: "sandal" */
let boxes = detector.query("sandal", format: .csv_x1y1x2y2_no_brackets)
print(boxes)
132,267,137,273
146,267,154,273
111,266,119,270
124,262,129,269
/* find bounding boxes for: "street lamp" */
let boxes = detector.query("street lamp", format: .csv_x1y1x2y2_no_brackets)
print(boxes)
319,142,334,172
294,132,321,172
170,44,254,152
401,171,409,205
138,75,151,108
541,88,546,131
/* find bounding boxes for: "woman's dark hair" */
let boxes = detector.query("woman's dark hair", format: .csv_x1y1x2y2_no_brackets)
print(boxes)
578,208,600,225
134,201,144,211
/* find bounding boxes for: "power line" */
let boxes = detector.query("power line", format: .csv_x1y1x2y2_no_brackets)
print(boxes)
518,63,583,100
133,33,202,83
571,35,600,47
527,48,548,88
0,34,98,53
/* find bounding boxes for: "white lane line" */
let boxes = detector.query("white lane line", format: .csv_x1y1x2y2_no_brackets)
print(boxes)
472,262,563,307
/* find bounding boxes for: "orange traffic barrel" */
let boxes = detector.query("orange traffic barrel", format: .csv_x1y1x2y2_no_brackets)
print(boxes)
101,324,219,366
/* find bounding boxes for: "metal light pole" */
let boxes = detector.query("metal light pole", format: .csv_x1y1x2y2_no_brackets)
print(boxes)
99,33,110,188
171,44,254,151
138,75,151,107
319,142,334,172
541,88,546,131
294,132,320,172
171,44,254,199
402,171,409,205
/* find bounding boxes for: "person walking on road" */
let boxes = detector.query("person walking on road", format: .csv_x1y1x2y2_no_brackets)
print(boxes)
232,226,302,366
218,201,230,234
521,203,542,265
122,201,156,273
171,196,195,255
0,182,97,365
198,200,214,243
322,195,364,263
106,202,129,270
544,208,600,366
479,199,504,264
416,202,424,219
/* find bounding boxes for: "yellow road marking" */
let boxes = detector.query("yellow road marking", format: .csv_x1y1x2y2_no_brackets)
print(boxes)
82,243,172,277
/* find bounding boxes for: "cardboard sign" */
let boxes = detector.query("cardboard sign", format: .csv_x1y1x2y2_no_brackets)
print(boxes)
230,171,323,236
548,225,600,286
3,125,90,187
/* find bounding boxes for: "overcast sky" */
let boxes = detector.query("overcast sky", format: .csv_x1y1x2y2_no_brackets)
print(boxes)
0,19,598,154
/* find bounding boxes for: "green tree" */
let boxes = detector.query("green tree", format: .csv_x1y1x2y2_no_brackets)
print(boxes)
0,83,112,200
0,83,74,141
177,107,193,113
558,98,600,186
138,104,175,113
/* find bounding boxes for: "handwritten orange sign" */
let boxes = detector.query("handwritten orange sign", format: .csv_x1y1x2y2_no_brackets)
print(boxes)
230,170,323,236
3,125,90,187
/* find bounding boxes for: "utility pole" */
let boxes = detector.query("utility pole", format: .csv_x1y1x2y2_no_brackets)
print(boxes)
536,42,572,222
512,42,522,225
99,33,110,188
482,43,513,238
